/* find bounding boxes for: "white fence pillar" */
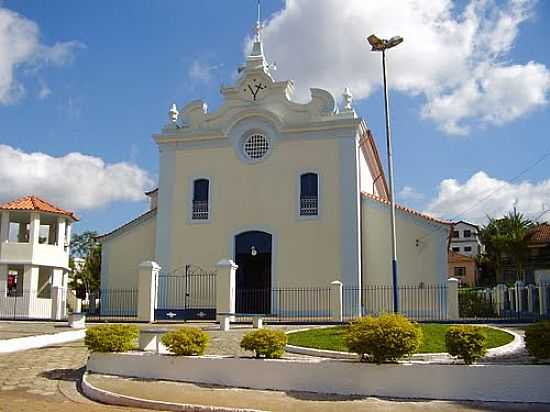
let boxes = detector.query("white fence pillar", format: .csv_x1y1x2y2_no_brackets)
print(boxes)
447,278,459,320
216,259,237,322
330,281,343,322
515,281,525,312
539,284,549,316
527,285,537,313
508,288,516,312
50,286,65,320
138,261,161,323
494,284,507,315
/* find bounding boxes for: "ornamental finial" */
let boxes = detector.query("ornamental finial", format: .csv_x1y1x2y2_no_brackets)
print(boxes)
169,103,179,123
342,88,353,112
255,0,262,42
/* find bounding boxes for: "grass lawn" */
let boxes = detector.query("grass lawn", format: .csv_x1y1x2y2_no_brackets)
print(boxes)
287,324,514,354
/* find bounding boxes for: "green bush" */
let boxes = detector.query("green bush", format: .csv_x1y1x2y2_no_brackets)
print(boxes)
84,324,139,352
240,329,288,359
445,325,488,364
344,314,423,364
458,290,496,318
525,321,550,361
161,327,209,356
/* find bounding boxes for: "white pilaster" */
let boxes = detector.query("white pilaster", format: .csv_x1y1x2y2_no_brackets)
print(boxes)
51,286,66,320
22,265,39,292
216,259,237,322
137,261,161,323
57,217,66,249
526,285,537,313
515,281,525,313
29,213,41,245
0,264,7,295
65,223,72,252
330,280,343,322
0,211,9,243
447,278,459,320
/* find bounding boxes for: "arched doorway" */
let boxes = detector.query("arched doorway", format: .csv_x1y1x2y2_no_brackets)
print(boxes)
234,231,272,314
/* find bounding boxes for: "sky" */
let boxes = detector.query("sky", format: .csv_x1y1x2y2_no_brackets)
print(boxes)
0,0,549,235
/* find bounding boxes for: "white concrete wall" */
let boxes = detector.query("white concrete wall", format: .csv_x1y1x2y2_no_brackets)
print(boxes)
158,136,347,288
87,353,550,403
101,214,156,290
361,197,448,286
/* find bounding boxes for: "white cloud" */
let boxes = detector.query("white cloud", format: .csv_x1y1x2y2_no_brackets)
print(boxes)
425,171,550,224
0,7,83,104
37,79,51,100
399,186,424,201
188,60,222,84
257,0,549,135
0,145,154,210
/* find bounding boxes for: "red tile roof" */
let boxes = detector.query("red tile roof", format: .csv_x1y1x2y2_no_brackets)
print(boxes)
0,196,79,221
448,250,476,263
525,223,550,244
362,192,451,226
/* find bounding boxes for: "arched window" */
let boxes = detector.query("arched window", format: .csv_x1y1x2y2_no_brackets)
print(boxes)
192,178,209,220
300,173,318,216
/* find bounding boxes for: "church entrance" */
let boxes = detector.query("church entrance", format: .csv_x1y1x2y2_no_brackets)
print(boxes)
234,231,272,314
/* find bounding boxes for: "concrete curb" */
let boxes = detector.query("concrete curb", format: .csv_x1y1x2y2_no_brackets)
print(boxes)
285,325,523,362
81,372,265,412
0,329,86,354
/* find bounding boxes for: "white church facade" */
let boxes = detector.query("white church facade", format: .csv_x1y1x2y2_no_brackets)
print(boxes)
99,29,450,318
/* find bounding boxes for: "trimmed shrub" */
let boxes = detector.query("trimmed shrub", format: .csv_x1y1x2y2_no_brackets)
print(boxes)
84,324,139,352
525,321,550,361
240,329,288,359
344,314,423,364
458,289,496,318
161,327,209,356
445,325,487,364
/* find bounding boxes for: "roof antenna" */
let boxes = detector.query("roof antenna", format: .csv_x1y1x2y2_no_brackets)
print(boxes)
255,0,262,42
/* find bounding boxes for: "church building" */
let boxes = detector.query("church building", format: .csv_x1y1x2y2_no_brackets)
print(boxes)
99,23,450,317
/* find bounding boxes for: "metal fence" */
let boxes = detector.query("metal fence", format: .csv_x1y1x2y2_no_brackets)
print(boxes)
235,287,332,323
343,284,449,321
458,282,550,322
0,290,54,320
83,288,138,322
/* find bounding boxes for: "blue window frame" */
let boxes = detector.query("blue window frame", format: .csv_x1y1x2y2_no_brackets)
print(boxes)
192,179,209,220
300,173,318,216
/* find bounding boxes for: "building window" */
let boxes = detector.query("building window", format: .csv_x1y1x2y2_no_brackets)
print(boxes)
452,247,460,252
464,246,472,252
191,179,209,220
454,266,466,277
463,230,472,238
300,173,319,216
452,230,459,238
243,134,270,160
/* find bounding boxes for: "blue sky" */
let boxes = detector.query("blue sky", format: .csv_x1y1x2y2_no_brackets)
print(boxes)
0,0,549,235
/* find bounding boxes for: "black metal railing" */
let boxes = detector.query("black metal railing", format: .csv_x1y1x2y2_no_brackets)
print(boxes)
235,287,331,323
299,197,318,216
343,284,449,321
191,201,209,220
83,288,138,322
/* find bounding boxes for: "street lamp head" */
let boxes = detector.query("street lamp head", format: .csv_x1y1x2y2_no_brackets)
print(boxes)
367,34,385,51
367,34,404,51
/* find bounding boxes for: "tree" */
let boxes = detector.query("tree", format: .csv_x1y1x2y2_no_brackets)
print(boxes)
69,231,101,297
70,231,99,258
479,208,533,284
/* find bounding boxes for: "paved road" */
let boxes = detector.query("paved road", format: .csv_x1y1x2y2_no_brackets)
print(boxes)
0,340,151,411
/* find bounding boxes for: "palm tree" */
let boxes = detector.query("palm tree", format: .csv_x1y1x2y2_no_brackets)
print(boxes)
479,208,533,283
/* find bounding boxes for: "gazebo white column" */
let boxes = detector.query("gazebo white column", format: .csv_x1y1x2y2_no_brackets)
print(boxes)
57,217,66,249
0,211,9,243
29,212,41,245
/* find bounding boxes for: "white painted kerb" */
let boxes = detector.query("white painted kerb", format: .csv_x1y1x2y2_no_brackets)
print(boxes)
87,352,550,403
0,329,86,353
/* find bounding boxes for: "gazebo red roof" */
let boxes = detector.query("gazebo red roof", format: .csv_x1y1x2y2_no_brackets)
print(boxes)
0,196,79,221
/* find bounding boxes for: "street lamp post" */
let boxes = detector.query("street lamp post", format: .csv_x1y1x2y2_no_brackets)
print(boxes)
367,34,403,313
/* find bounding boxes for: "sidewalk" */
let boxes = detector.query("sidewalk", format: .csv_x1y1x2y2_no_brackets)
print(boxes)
86,373,547,412
0,321,72,340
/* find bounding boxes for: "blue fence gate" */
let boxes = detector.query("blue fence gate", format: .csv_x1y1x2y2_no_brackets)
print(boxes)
154,265,217,321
